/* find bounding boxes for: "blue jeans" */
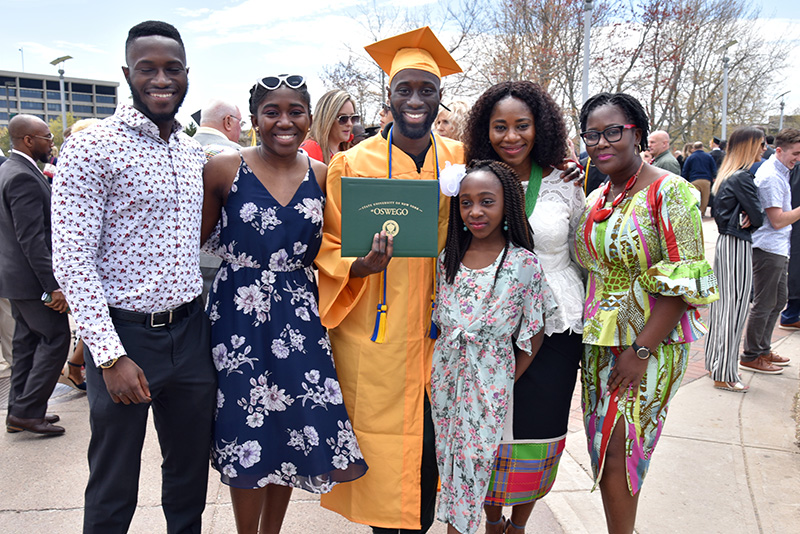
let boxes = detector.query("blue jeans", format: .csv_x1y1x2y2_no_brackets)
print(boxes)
781,298,800,324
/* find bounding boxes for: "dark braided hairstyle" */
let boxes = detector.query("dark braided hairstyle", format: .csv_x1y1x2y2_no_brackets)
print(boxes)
579,92,649,153
464,81,567,169
443,160,534,286
248,76,312,116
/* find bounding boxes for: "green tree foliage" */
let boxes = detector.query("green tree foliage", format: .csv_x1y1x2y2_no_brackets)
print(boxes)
0,126,9,155
48,112,77,148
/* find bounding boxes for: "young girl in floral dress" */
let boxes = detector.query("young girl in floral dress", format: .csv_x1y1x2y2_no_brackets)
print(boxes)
431,160,554,534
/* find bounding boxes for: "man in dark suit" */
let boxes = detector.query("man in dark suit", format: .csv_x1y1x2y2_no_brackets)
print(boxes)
0,114,71,435
710,136,726,170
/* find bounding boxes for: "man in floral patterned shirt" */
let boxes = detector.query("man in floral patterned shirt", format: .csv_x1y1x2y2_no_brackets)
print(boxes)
52,20,216,533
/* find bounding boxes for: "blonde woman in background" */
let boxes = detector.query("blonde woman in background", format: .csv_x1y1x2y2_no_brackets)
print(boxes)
434,101,469,142
300,89,359,164
704,126,766,391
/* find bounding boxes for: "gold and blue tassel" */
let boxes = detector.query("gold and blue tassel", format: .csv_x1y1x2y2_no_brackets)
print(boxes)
428,261,438,339
429,293,438,339
371,269,388,343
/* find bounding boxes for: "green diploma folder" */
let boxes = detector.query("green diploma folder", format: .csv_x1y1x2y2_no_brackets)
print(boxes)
341,177,439,258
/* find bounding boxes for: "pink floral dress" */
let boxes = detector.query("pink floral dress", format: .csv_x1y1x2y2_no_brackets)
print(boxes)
431,244,554,534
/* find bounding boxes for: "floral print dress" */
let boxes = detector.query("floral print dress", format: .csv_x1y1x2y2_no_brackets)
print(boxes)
431,245,554,534
208,156,367,491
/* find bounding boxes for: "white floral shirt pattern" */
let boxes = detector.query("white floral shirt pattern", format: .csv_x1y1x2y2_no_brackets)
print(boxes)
52,105,205,366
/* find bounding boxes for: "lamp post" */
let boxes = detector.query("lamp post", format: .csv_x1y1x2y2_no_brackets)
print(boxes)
716,40,736,140
50,55,73,131
581,0,594,152
777,91,790,131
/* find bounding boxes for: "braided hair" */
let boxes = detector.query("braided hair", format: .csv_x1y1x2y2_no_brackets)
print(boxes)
579,92,649,153
443,160,534,286
464,81,567,170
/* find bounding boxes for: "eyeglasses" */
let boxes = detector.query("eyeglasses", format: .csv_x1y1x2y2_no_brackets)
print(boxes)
32,133,54,141
226,115,246,127
580,124,637,147
337,114,360,125
257,74,306,91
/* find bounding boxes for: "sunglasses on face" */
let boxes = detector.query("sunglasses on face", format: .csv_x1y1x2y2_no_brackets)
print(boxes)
257,74,306,91
337,114,360,125
580,124,637,147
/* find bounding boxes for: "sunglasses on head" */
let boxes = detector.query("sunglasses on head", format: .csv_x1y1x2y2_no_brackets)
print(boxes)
337,114,360,125
257,74,306,91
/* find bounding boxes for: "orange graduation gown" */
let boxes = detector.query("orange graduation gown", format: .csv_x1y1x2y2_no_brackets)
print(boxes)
316,131,463,529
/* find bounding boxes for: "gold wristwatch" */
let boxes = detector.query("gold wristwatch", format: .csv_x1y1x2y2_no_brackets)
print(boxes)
99,357,120,369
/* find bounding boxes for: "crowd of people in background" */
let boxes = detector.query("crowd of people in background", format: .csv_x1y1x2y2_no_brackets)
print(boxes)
1,18,799,534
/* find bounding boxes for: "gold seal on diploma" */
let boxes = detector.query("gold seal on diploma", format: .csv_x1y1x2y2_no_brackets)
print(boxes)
382,219,400,237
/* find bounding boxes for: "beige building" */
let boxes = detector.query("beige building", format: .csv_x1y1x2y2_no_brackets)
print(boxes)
0,69,119,128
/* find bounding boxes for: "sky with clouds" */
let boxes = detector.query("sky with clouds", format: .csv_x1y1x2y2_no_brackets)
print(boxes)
2,0,798,129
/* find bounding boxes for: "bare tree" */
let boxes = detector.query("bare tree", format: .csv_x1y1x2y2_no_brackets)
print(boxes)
591,0,785,144
465,0,624,135
319,0,489,126
320,0,787,144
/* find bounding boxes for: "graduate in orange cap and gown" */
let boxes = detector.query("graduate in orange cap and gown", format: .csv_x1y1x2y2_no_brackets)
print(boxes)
316,26,464,532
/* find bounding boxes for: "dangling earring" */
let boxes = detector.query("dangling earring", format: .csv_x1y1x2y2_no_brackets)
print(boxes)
503,219,508,231
463,223,468,231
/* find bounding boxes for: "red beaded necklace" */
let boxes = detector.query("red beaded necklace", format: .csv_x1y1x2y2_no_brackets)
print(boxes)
590,161,644,223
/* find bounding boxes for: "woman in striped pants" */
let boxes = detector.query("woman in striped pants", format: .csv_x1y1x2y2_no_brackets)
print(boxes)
704,126,767,391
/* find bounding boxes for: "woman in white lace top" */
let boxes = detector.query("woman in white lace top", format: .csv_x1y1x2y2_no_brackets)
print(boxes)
463,81,586,534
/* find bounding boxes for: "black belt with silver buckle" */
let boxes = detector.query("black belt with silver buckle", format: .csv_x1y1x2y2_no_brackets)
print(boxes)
108,297,201,328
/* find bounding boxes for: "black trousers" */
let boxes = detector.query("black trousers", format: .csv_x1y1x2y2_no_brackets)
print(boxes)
8,299,70,418
371,394,439,534
82,301,216,534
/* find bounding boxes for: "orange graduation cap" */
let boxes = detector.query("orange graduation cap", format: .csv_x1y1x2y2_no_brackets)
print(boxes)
364,26,462,83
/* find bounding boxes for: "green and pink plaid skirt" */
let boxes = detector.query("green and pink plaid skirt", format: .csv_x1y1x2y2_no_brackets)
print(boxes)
484,437,566,506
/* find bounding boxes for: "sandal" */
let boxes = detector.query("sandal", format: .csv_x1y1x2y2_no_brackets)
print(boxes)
505,517,526,533
485,515,505,534
713,380,748,393
59,361,86,391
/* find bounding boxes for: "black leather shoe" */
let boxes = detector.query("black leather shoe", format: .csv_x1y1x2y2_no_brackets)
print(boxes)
6,414,65,435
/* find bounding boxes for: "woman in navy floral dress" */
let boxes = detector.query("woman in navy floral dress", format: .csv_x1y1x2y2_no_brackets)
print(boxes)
201,75,367,533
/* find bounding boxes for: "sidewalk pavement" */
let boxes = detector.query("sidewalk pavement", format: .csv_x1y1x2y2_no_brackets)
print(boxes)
1,219,799,533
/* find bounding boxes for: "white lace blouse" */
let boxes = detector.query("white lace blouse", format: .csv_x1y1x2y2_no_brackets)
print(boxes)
523,167,586,335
